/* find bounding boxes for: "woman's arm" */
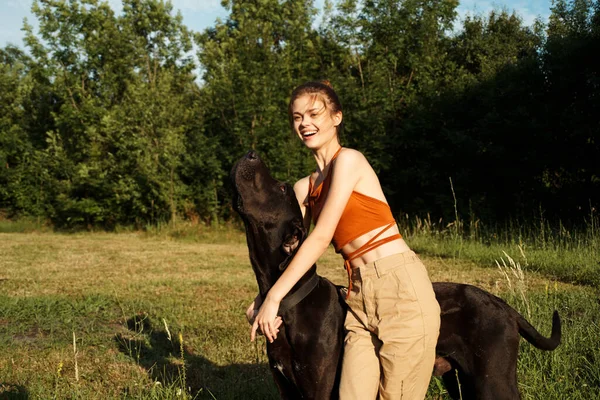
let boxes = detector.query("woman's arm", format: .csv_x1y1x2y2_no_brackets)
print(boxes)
251,149,365,342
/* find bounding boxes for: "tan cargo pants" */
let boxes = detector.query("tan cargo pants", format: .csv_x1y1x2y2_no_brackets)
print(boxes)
339,251,441,400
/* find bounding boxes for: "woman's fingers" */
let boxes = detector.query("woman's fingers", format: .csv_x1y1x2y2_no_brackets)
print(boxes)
251,319,259,342
249,298,281,343
249,316,281,337
270,320,281,341
261,320,273,343
251,318,282,342
259,319,281,343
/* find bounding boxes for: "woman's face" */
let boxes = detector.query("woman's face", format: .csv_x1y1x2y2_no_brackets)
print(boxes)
291,94,342,150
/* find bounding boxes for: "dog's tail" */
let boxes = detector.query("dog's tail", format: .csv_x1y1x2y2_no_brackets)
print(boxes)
517,310,561,350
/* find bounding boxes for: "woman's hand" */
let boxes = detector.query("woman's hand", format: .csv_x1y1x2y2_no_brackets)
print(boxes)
245,294,262,324
251,296,281,343
246,294,282,340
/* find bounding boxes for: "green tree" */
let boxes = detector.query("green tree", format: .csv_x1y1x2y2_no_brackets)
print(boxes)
0,46,51,217
383,9,546,220
197,0,323,215
539,0,600,218
323,0,459,173
16,0,213,228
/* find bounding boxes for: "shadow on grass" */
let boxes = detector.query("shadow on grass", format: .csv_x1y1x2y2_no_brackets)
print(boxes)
0,384,29,399
114,314,277,399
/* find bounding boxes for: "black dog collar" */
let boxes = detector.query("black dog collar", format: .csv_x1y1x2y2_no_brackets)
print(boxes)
278,273,319,313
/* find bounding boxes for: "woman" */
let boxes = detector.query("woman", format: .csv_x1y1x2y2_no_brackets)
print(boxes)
248,81,441,399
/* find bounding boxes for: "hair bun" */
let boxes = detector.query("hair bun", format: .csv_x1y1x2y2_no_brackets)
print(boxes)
320,79,333,89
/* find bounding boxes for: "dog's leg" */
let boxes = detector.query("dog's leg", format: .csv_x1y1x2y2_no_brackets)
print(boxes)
284,284,345,400
441,363,483,400
271,365,302,400
268,334,303,400
441,370,461,400
473,355,521,400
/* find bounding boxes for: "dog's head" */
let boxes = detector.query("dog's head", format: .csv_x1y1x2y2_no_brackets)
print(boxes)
231,151,306,273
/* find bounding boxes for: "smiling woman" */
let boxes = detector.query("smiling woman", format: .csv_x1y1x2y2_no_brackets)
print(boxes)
245,80,441,400
289,80,343,150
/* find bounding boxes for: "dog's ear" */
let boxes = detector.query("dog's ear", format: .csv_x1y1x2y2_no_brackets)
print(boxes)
278,220,306,271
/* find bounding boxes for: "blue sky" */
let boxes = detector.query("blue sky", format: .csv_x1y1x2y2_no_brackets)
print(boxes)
1,0,554,49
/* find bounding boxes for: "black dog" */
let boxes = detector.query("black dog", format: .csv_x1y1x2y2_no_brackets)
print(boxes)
231,151,561,400
232,150,345,399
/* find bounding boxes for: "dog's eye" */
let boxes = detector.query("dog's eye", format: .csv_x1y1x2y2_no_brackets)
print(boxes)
279,184,287,193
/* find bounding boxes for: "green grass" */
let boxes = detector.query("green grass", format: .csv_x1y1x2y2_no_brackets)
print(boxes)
0,224,599,399
0,216,51,234
513,290,600,399
398,213,600,287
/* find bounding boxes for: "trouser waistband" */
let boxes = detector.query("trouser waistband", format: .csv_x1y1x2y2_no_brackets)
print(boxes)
351,251,419,281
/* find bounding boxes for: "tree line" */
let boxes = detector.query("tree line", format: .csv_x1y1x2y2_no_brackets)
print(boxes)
1,0,598,229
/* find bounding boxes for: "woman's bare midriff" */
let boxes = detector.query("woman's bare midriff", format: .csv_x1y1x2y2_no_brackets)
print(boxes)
341,224,411,268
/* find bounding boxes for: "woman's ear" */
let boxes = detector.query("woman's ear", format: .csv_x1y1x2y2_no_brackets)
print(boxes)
333,111,343,127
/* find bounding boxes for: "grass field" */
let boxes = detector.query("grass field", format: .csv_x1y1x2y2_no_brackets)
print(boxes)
0,227,599,399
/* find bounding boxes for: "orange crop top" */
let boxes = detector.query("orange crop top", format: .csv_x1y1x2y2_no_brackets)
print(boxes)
306,148,402,294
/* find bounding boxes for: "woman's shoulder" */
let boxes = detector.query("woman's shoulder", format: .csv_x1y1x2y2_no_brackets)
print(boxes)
335,147,369,169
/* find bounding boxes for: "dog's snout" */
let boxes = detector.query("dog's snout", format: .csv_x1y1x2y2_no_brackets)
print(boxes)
246,150,258,160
